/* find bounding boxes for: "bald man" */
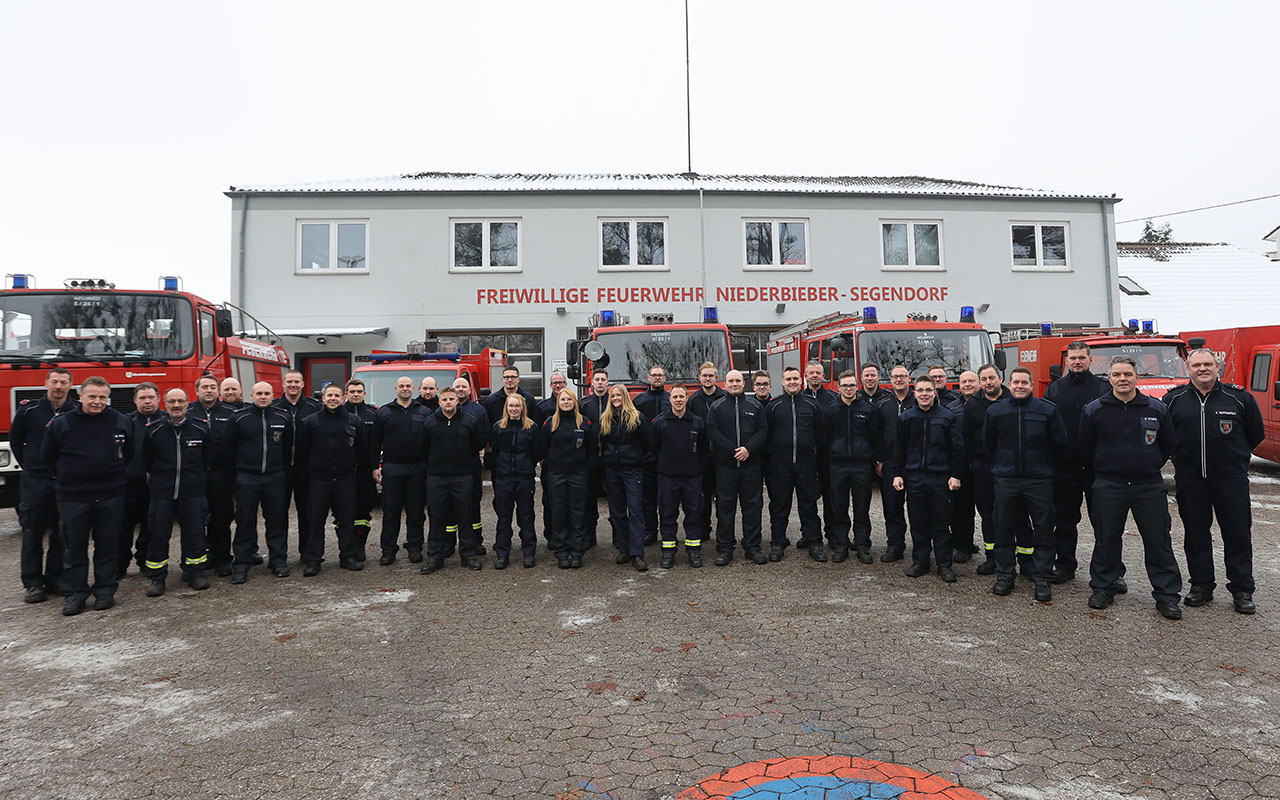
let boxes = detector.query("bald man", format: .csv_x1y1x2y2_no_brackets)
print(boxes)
222,382,293,582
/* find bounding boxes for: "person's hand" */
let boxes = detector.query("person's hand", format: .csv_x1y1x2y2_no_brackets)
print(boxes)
892,477,903,491
734,447,749,462
948,477,961,491
372,468,382,484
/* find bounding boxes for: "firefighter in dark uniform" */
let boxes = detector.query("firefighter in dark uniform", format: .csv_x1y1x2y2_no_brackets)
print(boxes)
600,385,653,571
204,378,245,575
142,388,213,596
876,365,916,561
42,376,133,616
1164,348,1265,614
888,374,964,582
489,394,542,569
1043,340,1110,583
579,370,611,550
750,370,775,506
453,377,490,556
962,364,1011,575
415,377,440,412
1079,355,1184,619
949,370,981,562
273,369,321,563
297,384,367,575
767,365,826,562
420,387,489,574
223,382,293,583
706,370,768,565
803,360,839,548
374,376,429,565
983,367,1069,601
343,379,379,560
633,365,671,546
689,362,728,536
120,382,162,578
12,367,75,603
539,388,595,569
823,370,882,564
651,384,708,568
536,373,569,548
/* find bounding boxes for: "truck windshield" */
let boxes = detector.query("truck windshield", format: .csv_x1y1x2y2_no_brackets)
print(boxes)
856,329,993,379
356,369,459,407
593,328,732,383
1088,343,1189,379
0,292,195,360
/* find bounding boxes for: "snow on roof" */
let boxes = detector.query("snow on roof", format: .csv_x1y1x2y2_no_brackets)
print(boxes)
227,171,1113,200
1117,242,1280,331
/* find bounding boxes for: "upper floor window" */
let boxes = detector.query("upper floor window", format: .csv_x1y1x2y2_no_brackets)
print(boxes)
600,218,667,271
452,219,521,272
881,221,942,270
744,219,808,269
1011,222,1069,270
298,220,368,273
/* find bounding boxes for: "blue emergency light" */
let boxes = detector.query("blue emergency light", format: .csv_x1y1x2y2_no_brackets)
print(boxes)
1041,323,1053,336
600,309,616,326
703,307,718,323
1142,320,1155,334
960,306,975,323
863,306,878,324
8,274,29,289
161,275,180,291
1127,318,1139,331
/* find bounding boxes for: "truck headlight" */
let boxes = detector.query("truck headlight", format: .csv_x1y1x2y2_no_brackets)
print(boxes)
0,451,10,467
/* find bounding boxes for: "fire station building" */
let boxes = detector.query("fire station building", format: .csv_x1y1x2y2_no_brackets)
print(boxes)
226,173,1122,396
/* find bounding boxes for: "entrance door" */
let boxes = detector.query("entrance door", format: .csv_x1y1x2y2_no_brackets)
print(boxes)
301,355,350,398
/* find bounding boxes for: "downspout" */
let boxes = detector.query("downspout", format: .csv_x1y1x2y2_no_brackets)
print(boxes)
1100,198,1116,326
237,194,250,325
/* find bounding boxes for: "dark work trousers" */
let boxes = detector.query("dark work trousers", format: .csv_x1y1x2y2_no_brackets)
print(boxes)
605,466,645,557
879,473,907,552
493,476,537,558
380,463,426,556
973,463,1032,567
284,464,310,560
1176,473,1254,594
658,474,705,549
353,468,377,547
904,474,953,568
427,474,475,561
769,461,822,550
144,497,209,580
545,470,587,556
827,462,875,551
306,476,357,565
992,476,1055,581
586,457,604,548
119,477,149,570
206,469,236,570
641,464,659,539
949,470,977,554
467,459,484,550
1088,478,1183,602
715,463,763,555
232,471,289,571
59,496,124,603
697,460,716,538
19,475,63,592
1052,467,1094,574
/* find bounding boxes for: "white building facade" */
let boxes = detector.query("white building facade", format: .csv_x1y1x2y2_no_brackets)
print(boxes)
226,173,1122,396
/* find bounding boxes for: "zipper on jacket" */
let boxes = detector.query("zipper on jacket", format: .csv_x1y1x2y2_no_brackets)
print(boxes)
173,424,182,500
1017,404,1024,475
790,396,797,464
1198,391,1208,479
261,412,267,474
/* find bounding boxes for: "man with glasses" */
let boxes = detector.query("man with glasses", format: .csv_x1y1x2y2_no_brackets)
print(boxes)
633,365,671,546
689,362,728,536
823,370,882,564
751,371,775,504
484,366,540,425
875,365,915,561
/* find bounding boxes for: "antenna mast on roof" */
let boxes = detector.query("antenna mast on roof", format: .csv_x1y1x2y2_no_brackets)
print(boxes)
685,0,692,174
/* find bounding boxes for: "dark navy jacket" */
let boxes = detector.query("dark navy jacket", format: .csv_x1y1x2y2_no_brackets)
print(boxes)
962,387,1011,465
633,387,671,422
126,409,163,482
455,398,490,453
1043,370,1110,469
272,395,322,468
42,406,132,502
342,401,379,472
983,395,1069,479
706,393,767,469
1163,381,1265,479
203,400,242,471
489,420,542,480
766,391,824,466
10,396,77,479
374,400,430,466
423,409,488,476
822,395,882,465
650,410,707,478
143,416,213,500
223,404,292,475
804,386,839,411
1079,390,1174,484
484,388,541,426
297,406,364,480
540,415,595,473
598,412,650,470
877,391,917,458
888,403,964,481
687,387,727,423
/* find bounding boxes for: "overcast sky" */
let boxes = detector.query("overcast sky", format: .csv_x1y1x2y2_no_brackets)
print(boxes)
2,0,1276,303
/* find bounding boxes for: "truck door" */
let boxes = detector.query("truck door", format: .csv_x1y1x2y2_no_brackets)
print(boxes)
1247,347,1280,462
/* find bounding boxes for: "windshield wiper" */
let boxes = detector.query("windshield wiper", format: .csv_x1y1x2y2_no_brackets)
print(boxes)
0,353,58,367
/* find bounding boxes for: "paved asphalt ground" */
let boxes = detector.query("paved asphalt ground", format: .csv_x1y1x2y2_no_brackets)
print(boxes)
3,463,1279,800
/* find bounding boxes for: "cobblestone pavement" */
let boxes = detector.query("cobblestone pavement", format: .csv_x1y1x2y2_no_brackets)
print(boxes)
3,463,1279,800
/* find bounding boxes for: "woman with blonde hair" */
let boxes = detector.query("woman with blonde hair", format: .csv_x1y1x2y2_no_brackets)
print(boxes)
599,385,651,571
489,394,541,569
539,388,595,568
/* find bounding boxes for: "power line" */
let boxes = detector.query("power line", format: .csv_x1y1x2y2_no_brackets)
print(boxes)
1116,192,1280,224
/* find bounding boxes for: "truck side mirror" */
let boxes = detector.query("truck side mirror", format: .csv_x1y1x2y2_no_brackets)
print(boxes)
731,334,756,370
215,308,235,338
993,349,1007,372
1187,337,1206,349
1049,364,1062,380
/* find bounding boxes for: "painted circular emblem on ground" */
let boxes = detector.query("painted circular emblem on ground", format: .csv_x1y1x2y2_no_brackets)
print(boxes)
678,756,990,800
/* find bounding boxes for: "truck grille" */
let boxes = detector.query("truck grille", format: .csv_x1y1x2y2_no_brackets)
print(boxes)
14,386,139,414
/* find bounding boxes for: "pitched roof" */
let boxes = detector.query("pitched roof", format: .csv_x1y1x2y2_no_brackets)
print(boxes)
1117,242,1280,330
227,171,1114,200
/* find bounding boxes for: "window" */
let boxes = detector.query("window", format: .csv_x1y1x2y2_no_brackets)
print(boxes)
1118,276,1149,296
881,221,942,270
744,219,807,269
600,218,667,270
199,311,216,356
1011,223,1069,270
452,219,520,271
298,221,368,272
428,329,544,397
1251,353,1272,393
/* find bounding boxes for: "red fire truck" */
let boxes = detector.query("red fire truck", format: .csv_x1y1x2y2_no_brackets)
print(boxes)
0,275,290,506
350,342,508,407
765,306,1001,390
1182,325,1280,463
998,320,1190,398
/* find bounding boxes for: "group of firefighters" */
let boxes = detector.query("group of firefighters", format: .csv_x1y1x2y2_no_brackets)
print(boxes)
12,341,1264,621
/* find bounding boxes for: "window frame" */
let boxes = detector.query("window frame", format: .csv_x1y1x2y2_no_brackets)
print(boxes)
597,217,670,272
1250,353,1272,393
742,218,810,272
450,218,523,273
295,220,370,274
879,219,945,272
1010,221,1071,272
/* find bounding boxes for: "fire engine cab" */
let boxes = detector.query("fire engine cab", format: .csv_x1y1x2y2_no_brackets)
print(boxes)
350,341,508,407
1182,325,1280,463
998,319,1190,398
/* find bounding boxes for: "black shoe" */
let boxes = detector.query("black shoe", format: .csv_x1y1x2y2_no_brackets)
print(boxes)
250,553,264,566
748,550,768,565
1034,582,1052,603
476,544,487,556
660,551,676,569
62,597,86,616
687,548,702,568
937,566,957,583
1114,577,1129,594
339,559,364,571
557,555,571,569
271,566,291,578
379,552,396,566
1233,592,1256,615
303,563,321,577
465,557,483,571
856,548,873,564
714,552,732,567
880,548,904,563
976,559,997,575
953,549,972,564
904,562,929,578
355,550,366,563
992,576,1016,596
1050,568,1075,585
632,556,648,572
146,580,166,597
420,559,444,575
614,552,630,565
768,546,784,562
231,571,248,585
795,540,809,550
1156,600,1183,620
494,557,509,570
569,554,583,569
831,548,849,564
215,564,233,578
187,574,210,591
23,587,47,604
92,595,115,611
1087,591,1113,610
407,549,423,564
808,545,828,563
1184,586,1213,607
523,555,536,568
